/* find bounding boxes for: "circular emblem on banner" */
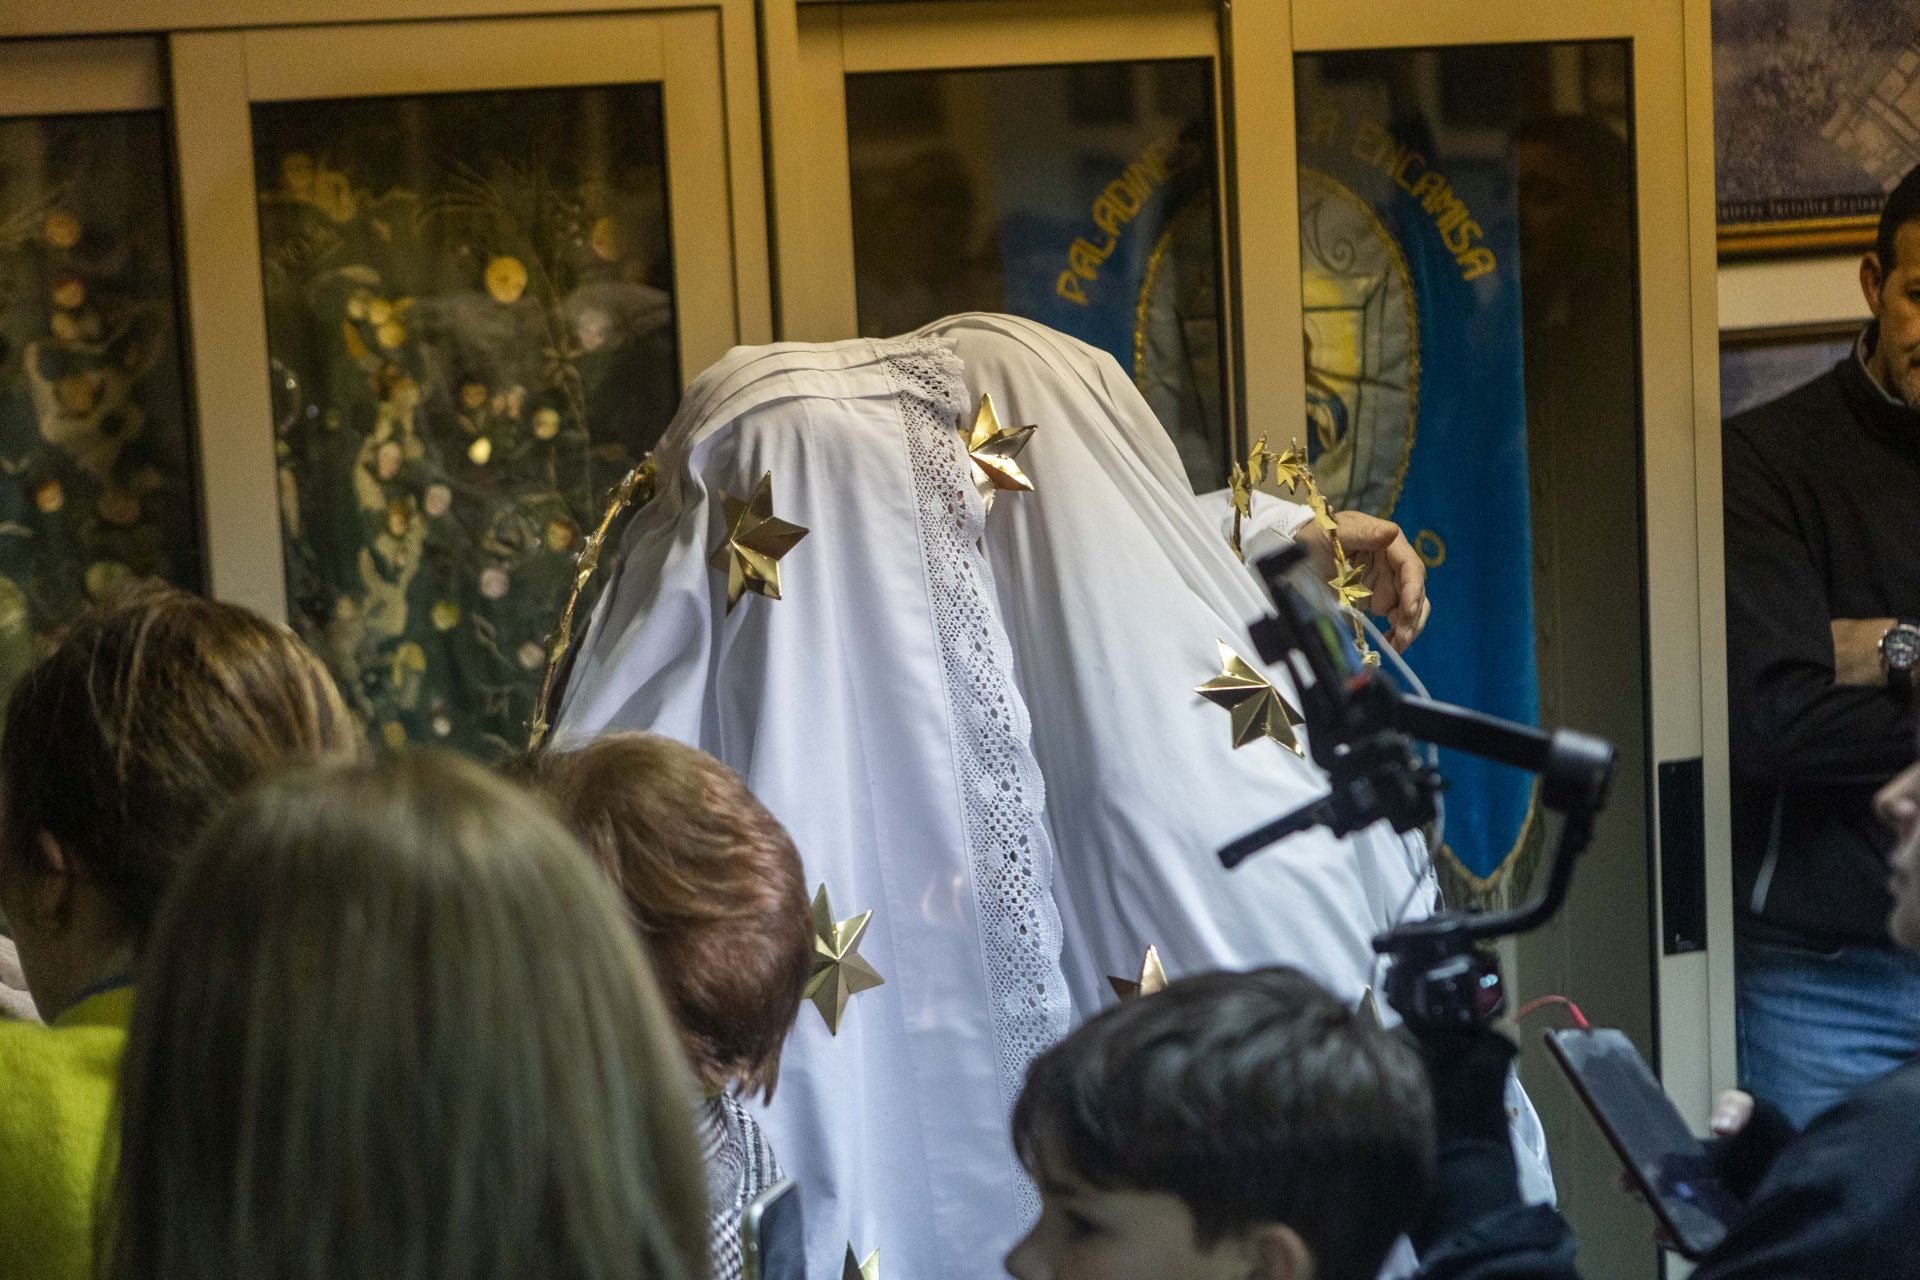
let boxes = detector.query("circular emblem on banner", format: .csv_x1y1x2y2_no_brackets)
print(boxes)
1297,167,1419,517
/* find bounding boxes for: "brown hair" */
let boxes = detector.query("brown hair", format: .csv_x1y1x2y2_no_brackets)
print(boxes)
1013,968,1433,1280
104,751,709,1280
0,585,358,940
511,733,813,1099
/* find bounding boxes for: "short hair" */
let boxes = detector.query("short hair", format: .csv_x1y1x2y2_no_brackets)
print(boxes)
104,751,709,1280
1878,163,1920,270
510,733,813,1099
1011,967,1434,1280
0,585,359,940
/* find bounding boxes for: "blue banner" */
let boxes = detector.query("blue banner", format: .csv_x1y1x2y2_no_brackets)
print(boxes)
1295,102,1541,887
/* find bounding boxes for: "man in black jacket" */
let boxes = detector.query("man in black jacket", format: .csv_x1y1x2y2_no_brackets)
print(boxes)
1724,163,1920,1128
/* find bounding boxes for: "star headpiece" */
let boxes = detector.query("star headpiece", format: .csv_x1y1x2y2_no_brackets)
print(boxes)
709,470,808,612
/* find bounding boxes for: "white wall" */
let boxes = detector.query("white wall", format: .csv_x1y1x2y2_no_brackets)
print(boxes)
1717,253,1868,332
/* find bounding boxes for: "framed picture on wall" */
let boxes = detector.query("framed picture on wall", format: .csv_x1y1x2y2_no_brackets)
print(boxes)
1714,0,1916,257
1719,321,1859,419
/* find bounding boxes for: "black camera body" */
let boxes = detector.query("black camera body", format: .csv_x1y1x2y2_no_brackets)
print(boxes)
1222,547,1615,1034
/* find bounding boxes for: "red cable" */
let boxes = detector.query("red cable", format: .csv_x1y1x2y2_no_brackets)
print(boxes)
1514,994,1591,1031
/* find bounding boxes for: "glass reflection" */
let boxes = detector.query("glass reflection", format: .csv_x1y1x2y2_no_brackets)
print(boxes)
0,111,201,703
1294,44,1639,902
255,85,677,757
846,60,1230,489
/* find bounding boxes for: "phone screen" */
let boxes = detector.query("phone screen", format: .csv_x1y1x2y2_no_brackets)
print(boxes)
1545,1029,1743,1259
742,1178,804,1280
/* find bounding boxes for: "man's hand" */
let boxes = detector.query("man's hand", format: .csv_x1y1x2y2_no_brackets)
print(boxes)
1831,617,1897,686
1294,510,1431,651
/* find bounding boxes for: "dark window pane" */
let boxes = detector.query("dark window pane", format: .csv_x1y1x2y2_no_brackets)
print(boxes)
0,111,201,702
846,60,1230,490
255,84,677,757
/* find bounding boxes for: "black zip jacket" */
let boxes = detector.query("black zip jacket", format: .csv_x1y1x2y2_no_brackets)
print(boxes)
1723,335,1920,948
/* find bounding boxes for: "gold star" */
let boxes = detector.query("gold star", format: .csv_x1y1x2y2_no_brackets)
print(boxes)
806,884,885,1034
1195,640,1303,755
1269,440,1309,492
709,470,808,612
843,1247,880,1280
960,393,1037,512
1330,560,1372,611
1108,945,1169,1000
1358,986,1383,1027
1246,435,1273,487
1307,488,1339,536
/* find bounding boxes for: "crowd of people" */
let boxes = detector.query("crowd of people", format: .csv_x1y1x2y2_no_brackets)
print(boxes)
2,582,1917,1280
1,160,1918,1280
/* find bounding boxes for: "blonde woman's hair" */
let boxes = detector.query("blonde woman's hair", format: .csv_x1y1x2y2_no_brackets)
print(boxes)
0,584,359,941
103,751,709,1280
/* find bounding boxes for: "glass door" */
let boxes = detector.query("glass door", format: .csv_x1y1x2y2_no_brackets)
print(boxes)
0,38,204,701
172,13,746,756
776,0,1238,491
1251,4,1726,1277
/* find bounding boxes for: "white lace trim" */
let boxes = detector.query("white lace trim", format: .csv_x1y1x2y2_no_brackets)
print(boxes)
877,336,1069,1223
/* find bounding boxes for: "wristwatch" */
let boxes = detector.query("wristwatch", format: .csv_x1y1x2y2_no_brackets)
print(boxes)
1881,621,1920,695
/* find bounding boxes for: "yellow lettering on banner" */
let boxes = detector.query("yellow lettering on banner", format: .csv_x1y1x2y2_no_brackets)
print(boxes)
1458,247,1496,281
1053,139,1191,306
1334,119,1500,284
1393,151,1427,195
1441,218,1482,257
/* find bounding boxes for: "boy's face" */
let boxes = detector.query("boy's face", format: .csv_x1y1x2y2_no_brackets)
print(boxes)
1006,1164,1303,1280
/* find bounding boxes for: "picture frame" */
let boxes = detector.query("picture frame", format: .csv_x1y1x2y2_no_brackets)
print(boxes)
1713,0,1915,258
1718,320,1859,420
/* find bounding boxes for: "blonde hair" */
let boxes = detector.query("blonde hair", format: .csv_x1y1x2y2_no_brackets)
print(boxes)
0,584,359,940
103,751,709,1280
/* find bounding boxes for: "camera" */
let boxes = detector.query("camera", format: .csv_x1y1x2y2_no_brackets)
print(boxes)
1221,546,1616,1033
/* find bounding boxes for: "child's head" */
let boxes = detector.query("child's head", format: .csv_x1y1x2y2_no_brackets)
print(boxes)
1007,968,1433,1280
105,751,709,1280
511,732,813,1099
0,586,358,1014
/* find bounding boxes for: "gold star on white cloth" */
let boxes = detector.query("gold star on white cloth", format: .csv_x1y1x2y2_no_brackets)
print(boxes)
1195,640,1303,755
959,393,1037,512
709,470,808,612
843,1246,880,1280
1108,945,1170,1000
805,884,885,1034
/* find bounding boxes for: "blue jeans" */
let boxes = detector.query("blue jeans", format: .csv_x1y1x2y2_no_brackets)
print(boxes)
1735,936,1920,1129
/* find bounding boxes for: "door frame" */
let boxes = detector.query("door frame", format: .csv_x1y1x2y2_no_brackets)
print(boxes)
164,8,752,619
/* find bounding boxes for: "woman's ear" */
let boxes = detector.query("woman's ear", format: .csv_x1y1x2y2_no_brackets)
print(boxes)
1246,1224,1315,1280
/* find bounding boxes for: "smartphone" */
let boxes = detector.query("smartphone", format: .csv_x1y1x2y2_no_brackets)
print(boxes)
741,1178,805,1280
1543,1027,1744,1260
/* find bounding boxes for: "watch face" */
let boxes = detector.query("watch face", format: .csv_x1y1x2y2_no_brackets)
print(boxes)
1886,626,1920,671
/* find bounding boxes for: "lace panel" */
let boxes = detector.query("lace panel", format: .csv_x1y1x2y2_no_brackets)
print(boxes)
877,337,1070,1222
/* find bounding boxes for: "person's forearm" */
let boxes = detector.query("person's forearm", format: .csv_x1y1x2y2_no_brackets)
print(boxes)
1831,618,1897,687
